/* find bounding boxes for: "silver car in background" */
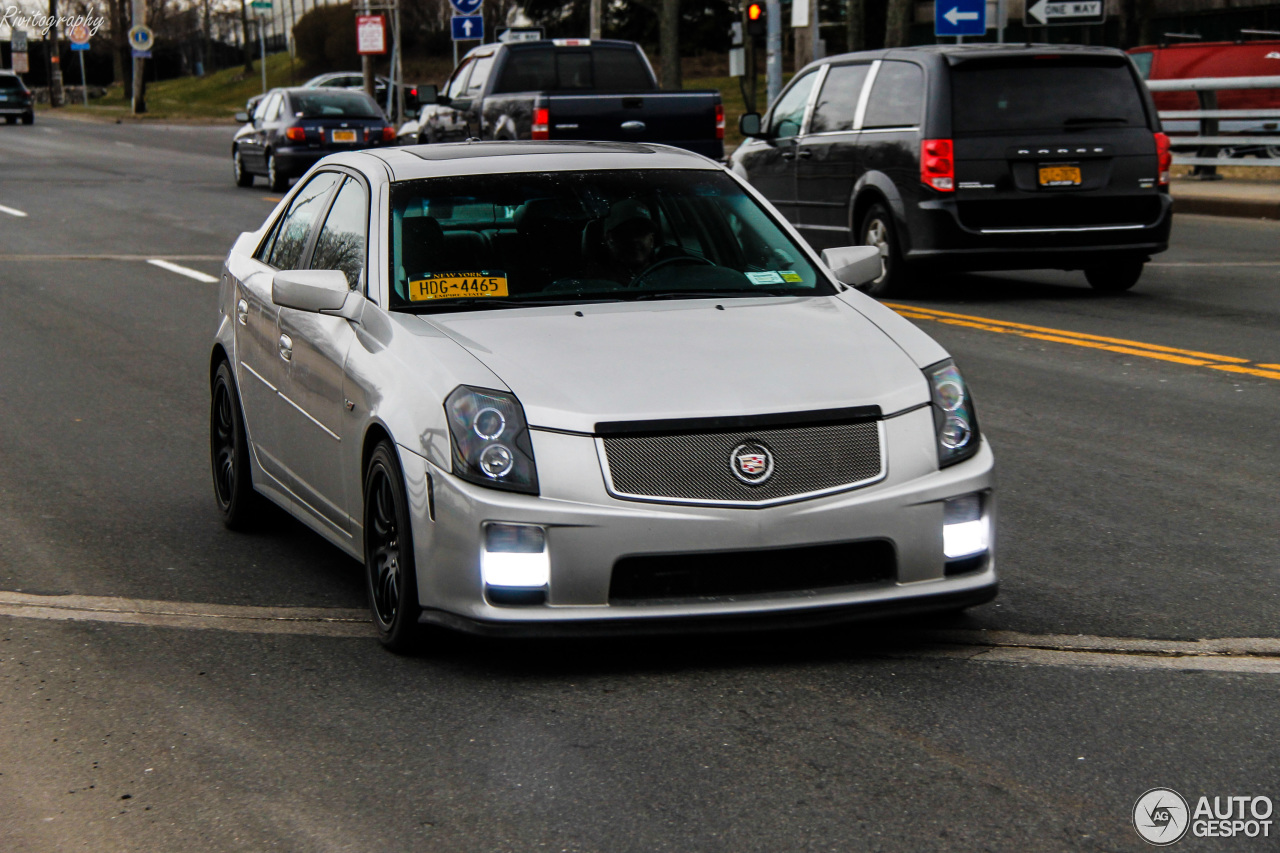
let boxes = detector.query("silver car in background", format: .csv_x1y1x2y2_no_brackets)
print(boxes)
209,141,996,650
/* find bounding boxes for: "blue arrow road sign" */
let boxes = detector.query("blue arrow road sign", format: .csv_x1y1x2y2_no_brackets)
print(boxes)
450,0,483,14
935,0,986,36
451,14,483,41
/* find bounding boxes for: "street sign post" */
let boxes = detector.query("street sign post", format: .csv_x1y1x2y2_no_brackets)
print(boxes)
935,0,986,37
127,25,155,53
1026,0,1105,27
69,25,90,107
451,15,483,42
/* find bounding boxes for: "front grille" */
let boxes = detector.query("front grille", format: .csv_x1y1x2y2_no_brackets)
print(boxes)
610,540,896,602
958,196,1163,230
600,421,884,505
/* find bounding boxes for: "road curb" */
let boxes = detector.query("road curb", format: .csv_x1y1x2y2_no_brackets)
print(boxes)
1172,195,1280,220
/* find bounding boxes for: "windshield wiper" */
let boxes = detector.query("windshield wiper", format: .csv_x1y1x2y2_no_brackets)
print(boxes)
629,288,800,301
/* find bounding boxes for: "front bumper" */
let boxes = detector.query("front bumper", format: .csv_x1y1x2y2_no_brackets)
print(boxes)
397,406,996,634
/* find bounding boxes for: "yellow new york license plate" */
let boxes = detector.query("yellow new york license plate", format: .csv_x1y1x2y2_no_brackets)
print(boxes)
332,129,358,143
408,272,509,302
1039,165,1082,186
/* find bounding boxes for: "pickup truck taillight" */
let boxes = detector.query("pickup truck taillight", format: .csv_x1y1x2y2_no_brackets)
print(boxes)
532,107,550,140
1154,132,1171,185
921,138,954,192
715,104,725,140
285,126,306,142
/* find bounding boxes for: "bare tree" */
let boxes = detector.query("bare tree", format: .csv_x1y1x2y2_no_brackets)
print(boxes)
659,0,679,90
884,0,911,48
846,0,864,53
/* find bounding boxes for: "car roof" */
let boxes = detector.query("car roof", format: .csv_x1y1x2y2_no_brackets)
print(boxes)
332,141,722,183
809,42,1129,70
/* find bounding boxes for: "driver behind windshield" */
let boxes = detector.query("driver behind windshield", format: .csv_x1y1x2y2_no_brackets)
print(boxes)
598,199,660,286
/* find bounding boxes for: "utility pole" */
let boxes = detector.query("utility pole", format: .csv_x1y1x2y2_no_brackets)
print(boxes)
361,0,374,99
203,0,214,74
131,0,146,113
659,0,680,90
241,0,254,73
765,0,781,105
47,0,64,106
846,0,864,53
589,0,601,40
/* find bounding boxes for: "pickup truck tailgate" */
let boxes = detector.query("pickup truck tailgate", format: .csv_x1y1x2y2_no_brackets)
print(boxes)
542,91,723,159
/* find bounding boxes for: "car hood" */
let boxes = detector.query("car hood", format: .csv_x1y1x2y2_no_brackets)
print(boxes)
420,296,931,433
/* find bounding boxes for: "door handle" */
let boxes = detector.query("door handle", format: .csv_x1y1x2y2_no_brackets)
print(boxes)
796,149,813,159
781,150,795,160
278,334,293,362
236,298,248,326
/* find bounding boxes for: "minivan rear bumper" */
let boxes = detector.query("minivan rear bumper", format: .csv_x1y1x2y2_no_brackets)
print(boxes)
905,193,1172,270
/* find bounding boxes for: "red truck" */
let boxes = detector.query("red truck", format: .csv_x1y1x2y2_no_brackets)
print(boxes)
1128,40,1280,158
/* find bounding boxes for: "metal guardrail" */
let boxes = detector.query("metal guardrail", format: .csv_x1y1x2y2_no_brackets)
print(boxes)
1145,75,1280,172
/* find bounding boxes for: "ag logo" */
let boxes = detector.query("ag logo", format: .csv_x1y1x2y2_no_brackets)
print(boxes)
729,441,774,485
1134,788,1190,846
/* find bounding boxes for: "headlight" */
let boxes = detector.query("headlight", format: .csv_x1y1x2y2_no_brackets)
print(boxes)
445,386,539,494
925,359,980,467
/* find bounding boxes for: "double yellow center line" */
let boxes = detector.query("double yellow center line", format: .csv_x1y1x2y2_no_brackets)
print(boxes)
884,303,1280,382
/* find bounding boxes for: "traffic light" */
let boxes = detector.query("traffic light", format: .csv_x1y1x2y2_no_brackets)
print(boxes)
746,2,766,38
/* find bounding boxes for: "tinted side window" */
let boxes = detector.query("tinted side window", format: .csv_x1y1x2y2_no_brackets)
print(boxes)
862,61,924,129
264,172,342,270
311,178,368,291
445,60,473,99
769,71,818,140
462,55,495,98
494,49,555,92
808,64,871,134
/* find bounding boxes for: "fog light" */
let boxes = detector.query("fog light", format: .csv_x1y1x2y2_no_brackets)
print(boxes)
943,494,988,559
482,523,549,589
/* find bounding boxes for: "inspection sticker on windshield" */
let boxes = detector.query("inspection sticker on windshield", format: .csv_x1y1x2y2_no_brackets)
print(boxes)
779,270,803,283
409,271,509,301
746,271,784,285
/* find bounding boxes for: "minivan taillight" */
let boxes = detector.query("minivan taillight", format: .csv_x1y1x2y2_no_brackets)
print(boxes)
714,103,725,140
532,107,550,140
921,139,954,192
1154,132,1171,186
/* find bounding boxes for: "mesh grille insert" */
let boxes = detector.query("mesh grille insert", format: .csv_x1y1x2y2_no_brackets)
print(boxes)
601,421,883,504
610,540,897,602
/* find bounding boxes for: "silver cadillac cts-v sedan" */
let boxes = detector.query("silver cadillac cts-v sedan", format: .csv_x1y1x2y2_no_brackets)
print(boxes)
210,140,995,650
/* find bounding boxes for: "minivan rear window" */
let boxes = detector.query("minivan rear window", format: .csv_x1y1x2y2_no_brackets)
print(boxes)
951,62,1148,134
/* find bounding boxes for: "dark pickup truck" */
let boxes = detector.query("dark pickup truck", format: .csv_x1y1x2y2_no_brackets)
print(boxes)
401,39,724,160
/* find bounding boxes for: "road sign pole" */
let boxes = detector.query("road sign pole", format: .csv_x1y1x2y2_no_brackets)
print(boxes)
259,15,267,94
79,50,88,106
997,0,1006,42
131,0,146,114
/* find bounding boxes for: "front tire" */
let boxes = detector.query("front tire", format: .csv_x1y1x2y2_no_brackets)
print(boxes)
1085,260,1144,292
211,361,262,529
858,203,911,297
364,442,422,652
233,147,254,187
266,151,288,192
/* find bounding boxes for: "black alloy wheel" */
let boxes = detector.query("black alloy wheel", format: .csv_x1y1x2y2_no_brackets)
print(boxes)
1084,260,1145,293
858,203,912,298
210,361,260,529
233,147,254,187
266,151,288,192
363,442,421,652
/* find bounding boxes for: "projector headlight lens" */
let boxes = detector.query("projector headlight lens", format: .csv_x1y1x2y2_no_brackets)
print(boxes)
445,386,538,494
926,360,981,467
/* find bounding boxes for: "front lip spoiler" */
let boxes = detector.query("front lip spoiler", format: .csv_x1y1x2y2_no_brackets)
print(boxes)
418,583,998,639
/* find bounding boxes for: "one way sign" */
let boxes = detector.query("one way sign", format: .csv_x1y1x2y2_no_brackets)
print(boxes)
451,14,483,41
1026,0,1106,26
935,0,986,37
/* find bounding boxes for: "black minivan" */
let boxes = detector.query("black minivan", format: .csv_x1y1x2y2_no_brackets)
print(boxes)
731,44,1172,295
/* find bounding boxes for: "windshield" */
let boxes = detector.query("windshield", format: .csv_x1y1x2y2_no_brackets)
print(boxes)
388,169,831,312
0,76,24,90
951,61,1148,134
289,91,382,119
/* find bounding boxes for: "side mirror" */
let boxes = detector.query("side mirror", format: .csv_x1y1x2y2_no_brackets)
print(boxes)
821,245,883,288
435,93,452,106
418,84,438,104
234,111,250,123
272,270,351,313
449,98,472,112
739,112,763,138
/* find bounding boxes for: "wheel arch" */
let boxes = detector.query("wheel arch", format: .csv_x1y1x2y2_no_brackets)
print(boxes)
210,343,231,387
850,172,911,253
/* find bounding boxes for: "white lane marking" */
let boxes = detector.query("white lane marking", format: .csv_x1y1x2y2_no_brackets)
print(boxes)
2,589,1280,673
147,258,219,283
0,204,28,218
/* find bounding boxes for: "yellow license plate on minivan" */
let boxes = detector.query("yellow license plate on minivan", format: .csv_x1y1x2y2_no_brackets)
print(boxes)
408,272,509,301
1039,165,1082,186
332,129,357,143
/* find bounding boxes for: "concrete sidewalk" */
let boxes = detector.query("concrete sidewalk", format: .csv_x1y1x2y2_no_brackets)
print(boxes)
1170,178,1280,220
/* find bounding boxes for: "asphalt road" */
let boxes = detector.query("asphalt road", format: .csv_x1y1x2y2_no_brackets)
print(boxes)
1,114,1277,852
